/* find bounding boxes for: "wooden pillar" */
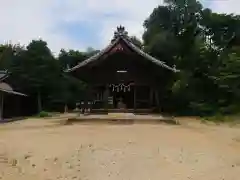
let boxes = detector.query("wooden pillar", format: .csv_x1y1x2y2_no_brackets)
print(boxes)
96,92,99,101
83,85,90,111
149,87,153,108
104,84,109,111
134,85,137,110
87,84,93,112
155,89,160,112
0,93,4,121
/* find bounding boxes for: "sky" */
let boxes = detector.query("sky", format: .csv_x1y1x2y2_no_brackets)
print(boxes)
0,0,239,54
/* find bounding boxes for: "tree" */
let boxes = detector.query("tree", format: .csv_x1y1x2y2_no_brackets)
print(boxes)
215,46,240,113
58,49,87,70
143,0,240,115
85,47,100,57
11,40,61,112
129,36,143,49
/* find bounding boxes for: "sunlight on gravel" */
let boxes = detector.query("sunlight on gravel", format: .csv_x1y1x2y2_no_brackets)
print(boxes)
0,118,239,180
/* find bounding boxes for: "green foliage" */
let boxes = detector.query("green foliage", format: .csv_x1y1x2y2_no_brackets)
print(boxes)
0,39,91,114
129,36,143,49
203,113,240,124
37,111,51,118
59,49,87,70
143,0,240,116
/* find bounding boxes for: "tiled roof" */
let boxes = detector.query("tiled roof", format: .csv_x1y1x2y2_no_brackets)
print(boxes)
0,70,26,96
66,26,179,73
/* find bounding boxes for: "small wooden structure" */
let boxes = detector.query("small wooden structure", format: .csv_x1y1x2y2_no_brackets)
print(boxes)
66,26,179,113
0,70,26,120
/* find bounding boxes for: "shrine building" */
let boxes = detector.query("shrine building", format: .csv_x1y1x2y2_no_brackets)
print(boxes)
66,26,179,113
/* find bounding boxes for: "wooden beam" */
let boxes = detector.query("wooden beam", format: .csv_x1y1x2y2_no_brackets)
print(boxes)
134,85,137,110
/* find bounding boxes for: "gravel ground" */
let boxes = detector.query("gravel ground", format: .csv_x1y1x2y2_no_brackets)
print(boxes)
0,117,239,180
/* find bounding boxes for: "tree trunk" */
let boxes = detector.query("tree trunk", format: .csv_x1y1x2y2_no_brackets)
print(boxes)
37,91,42,113
64,104,68,113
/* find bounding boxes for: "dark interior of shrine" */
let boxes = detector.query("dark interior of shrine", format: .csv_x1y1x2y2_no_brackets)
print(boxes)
109,86,134,109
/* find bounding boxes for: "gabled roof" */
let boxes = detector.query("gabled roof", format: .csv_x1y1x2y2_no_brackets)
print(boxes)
66,26,179,73
0,70,9,81
0,82,27,96
0,70,27,96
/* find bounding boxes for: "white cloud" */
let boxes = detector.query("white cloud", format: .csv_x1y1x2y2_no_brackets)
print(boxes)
0,0,162,54
54,0,162,48
209,0,240,14
0,0,239,55
0,0,84,55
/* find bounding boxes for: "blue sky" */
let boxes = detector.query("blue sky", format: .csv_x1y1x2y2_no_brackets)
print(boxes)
0,0,238,54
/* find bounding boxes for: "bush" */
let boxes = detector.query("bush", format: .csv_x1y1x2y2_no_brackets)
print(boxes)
203,113,240,124
38,111,51,118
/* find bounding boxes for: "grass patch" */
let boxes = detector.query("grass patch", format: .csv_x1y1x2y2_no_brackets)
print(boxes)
200,119,208,124
35,111,52,118
202,113,240,125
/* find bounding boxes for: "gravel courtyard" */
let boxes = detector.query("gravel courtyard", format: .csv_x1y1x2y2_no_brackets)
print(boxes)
0,117,239,180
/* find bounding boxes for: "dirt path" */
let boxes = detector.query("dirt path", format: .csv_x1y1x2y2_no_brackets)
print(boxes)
0,118,239,180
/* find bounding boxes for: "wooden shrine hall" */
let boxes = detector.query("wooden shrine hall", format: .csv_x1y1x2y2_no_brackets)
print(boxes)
67,26,179,113
0,70,26,121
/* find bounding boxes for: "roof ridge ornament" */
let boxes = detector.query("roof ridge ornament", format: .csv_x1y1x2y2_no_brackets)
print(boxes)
111,25,129,43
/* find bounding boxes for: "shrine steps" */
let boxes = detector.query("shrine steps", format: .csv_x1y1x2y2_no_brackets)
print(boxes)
90,108,153,114
64,113,178,125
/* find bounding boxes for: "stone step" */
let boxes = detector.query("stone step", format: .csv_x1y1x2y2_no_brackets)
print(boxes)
65,116,178,125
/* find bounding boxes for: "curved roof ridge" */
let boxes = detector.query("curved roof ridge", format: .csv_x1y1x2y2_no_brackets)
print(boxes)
66,26,180,73
66,37,120,72
121,37,179,72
